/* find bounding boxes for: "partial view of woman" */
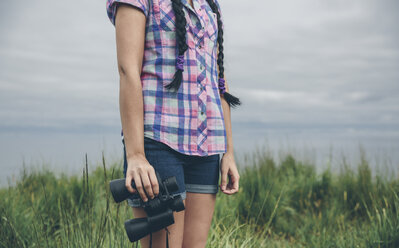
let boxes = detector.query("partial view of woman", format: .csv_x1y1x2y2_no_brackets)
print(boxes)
106,0,241,247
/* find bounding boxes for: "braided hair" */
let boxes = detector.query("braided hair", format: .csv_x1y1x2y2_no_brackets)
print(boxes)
164,0,242,108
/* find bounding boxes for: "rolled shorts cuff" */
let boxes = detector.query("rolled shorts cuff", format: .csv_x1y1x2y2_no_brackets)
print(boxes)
127,191,187,208
186,184,219,194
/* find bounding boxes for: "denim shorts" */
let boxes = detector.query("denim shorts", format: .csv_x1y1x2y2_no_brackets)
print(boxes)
122,136,220,208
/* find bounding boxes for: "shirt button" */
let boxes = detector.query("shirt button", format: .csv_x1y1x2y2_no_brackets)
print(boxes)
200,65,203,70
201,111,204,115
198,44,202,49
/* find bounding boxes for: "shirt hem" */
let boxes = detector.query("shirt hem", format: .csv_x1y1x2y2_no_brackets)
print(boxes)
144,132,227,157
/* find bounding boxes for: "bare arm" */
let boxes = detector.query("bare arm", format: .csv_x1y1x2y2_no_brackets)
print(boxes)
219,80,240,195
212,2,239,194
220,82,234,155
115,4,159,201
214,23,240,193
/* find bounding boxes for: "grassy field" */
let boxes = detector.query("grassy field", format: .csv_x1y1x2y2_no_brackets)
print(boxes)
1,147,398,248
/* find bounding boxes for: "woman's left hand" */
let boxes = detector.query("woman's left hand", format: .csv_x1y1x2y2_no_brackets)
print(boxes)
220,152,240,195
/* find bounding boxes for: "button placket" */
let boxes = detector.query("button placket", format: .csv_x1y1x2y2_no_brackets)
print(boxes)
197,87,208,154
197,66,207,118
196,62,207,153
192,1,211,155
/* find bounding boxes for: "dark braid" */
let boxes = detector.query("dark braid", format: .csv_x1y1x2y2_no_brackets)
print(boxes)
206,0,241,107
164,0,241,108
164,0,188,92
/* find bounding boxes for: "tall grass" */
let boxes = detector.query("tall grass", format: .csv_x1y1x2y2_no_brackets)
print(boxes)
1,147,398,247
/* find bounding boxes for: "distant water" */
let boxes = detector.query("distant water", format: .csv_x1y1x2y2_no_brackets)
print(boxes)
1,125,398,188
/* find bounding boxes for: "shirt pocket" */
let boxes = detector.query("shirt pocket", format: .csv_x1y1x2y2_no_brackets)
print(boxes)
159,0,177,32
206,11,218,41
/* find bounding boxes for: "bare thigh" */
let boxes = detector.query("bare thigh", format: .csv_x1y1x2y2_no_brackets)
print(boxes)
182,192,217,248
131,199,186,248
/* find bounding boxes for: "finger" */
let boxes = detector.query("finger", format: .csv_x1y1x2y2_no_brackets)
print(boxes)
220,168,228,191
133,173,148,202
223,187,234,195
125,175,136,194
232,174,239,194
224,183,234,194
225,174,233,189
148,167,159,196
225,174,237,194
141,171,154,200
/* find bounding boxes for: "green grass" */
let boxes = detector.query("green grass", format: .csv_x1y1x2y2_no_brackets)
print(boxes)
1,147,398,247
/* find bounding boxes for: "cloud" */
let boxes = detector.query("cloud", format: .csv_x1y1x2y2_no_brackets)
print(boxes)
0,0,399,186
216,0,399,131
0,0,398,133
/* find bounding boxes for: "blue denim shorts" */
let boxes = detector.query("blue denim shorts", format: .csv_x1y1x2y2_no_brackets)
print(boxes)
122,136,220,208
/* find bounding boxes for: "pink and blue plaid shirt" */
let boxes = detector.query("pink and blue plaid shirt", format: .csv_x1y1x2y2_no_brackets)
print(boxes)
106,0,227,156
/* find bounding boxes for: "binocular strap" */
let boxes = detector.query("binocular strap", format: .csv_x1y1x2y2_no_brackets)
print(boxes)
135,227,170,248
165,227,170,248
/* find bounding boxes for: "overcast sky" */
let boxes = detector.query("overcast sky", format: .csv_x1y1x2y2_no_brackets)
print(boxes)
1,0,398,186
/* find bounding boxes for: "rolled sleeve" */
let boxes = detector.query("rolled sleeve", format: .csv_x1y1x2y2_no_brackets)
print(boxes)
106,0,149,25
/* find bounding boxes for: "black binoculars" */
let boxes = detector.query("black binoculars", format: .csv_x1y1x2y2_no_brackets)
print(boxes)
109,171,185,242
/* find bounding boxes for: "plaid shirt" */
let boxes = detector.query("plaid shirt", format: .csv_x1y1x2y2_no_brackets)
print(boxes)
106,0,227,156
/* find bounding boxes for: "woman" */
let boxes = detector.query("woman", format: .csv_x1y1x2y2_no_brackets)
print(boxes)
106,0,241,247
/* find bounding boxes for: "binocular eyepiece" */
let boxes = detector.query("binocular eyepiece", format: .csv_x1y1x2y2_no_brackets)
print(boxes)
109,171,185,242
